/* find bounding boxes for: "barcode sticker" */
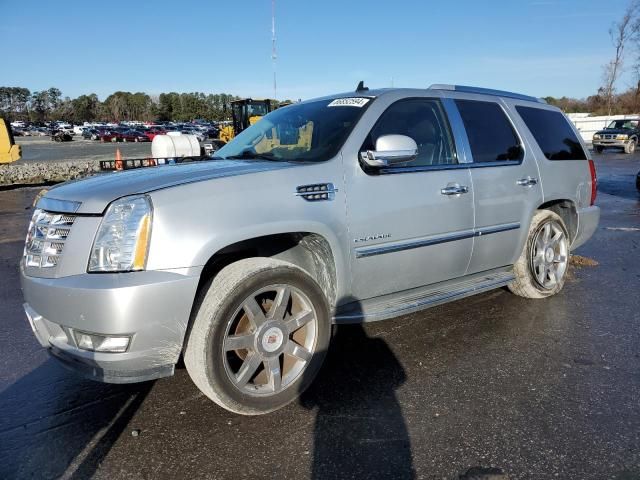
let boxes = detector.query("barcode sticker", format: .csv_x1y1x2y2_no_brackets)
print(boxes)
327,97,370,107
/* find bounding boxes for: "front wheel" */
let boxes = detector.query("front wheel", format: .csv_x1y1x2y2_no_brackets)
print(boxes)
625,139,637,154
594,146,604,154
184,258,331,415
508,210,570,299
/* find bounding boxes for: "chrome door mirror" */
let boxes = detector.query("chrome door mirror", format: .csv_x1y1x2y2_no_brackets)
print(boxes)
360,134,418,167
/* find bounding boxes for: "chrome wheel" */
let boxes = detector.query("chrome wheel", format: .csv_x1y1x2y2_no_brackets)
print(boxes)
530,220,568,290
222,284,318,396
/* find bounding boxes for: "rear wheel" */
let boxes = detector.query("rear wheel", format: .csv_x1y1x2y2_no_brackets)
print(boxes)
184,258,331,415
508,210,570,299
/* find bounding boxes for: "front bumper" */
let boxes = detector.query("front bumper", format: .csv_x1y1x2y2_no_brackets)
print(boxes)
21,267,201,383
593,139,628,148
572,205,600,250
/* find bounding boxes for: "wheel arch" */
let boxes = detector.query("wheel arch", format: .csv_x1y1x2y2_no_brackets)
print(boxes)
537,199,578,243
183,231,341,353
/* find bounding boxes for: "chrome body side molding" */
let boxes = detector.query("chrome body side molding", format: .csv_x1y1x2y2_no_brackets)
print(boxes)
354,223,520,258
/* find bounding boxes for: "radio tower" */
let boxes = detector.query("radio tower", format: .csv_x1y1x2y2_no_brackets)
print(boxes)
271,0,277,100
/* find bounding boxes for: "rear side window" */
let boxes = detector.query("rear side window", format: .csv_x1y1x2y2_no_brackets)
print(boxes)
516,106,587,160
455,100,523,163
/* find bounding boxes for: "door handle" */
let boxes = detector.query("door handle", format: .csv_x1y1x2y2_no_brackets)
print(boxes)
516,177,538,187
440,185,469,196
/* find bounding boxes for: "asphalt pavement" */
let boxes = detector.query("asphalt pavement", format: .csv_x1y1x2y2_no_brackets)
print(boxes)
0,152,638,479
14,136,152,164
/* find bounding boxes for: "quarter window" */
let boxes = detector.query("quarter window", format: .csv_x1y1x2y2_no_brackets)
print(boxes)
455,100,523,163
363,98,457,168
516,106,587,160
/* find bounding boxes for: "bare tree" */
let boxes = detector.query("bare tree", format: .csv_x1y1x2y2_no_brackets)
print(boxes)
603,1,640,116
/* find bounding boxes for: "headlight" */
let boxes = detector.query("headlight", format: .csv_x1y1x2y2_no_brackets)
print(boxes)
617,134,629,140
88,195,152,272
593,134,600,140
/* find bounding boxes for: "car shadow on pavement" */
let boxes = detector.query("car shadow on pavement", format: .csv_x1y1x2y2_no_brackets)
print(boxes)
0,358,153,480
300,298,415,480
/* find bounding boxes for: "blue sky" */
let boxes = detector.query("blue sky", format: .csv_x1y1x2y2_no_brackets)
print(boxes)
0,0,635,101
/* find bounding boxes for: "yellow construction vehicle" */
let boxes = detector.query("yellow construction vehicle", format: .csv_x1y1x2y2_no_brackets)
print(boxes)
0,117,22,163
219,99,274,143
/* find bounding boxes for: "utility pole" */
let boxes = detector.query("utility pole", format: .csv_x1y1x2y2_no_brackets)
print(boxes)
271,0,277,100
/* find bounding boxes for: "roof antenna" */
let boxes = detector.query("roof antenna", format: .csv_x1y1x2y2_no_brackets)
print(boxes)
356,80,368,92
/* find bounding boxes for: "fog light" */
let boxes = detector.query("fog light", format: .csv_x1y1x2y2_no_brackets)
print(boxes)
74,331,131,353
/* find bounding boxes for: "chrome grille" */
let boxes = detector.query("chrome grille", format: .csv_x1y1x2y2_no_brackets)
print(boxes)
24,210,76,269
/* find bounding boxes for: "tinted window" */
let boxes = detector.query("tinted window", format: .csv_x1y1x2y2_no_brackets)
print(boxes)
364,98,456,167
455,100,523,163
517,106,587,160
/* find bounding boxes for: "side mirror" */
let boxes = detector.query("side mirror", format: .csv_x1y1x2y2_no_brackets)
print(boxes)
360,134,418,167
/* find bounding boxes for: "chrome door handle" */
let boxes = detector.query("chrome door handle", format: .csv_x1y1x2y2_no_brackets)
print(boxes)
440,185,469,195
516,177,538,187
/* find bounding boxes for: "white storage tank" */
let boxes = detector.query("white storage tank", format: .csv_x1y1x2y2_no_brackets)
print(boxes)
151,133,201,159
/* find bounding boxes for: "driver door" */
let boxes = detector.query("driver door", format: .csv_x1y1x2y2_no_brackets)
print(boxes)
344,97,475,300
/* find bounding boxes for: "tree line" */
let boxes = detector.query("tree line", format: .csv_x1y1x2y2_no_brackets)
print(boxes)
0,87,246,123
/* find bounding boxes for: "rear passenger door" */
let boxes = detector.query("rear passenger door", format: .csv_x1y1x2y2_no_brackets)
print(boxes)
454,99,544,274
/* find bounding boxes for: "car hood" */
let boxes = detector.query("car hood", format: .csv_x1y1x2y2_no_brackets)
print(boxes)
595,128,633,135
41,160,297,214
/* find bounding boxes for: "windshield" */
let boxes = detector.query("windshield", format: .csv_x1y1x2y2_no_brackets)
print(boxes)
606,119,639,130
215,98,372,162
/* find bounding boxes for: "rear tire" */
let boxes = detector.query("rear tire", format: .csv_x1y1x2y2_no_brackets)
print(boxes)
184,258,331,415
508,210,570,299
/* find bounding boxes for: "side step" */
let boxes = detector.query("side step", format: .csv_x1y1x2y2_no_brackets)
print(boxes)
333,267,515,324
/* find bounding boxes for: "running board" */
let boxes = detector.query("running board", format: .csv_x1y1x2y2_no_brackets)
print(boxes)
333,267,515,324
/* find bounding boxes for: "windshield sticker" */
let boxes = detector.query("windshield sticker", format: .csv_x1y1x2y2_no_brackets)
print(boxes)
327,97,370,108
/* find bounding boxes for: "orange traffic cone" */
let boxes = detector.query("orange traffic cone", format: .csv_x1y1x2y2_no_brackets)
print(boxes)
115,148,123,171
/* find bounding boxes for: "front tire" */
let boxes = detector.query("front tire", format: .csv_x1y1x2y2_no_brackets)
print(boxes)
508,210,570,299
625,139,637,154
184,258,331,415
594,146,604,154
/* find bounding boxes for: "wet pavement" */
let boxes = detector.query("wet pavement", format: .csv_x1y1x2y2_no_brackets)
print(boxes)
0,153,638,479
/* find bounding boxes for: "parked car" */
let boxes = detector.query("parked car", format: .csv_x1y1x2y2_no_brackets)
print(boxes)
143,127,166,141
21,84,599,415
120,129,149,142
593,118,640,154
100,129,148,142
82,128,102,140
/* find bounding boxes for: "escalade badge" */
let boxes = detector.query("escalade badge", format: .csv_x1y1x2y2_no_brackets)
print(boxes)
354,233,391,243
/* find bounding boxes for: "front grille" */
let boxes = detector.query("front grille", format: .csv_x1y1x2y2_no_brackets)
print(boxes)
24,210,76,269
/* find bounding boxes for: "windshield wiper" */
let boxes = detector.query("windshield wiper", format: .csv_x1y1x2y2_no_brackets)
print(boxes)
223,151,283,162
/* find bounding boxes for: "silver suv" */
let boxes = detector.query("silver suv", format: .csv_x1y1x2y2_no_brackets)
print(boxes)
21,84,600,415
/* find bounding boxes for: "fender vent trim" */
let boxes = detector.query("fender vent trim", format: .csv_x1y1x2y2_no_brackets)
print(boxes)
295,183,338,201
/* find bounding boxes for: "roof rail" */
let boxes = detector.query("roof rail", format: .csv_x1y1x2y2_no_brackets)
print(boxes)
428,84,546,104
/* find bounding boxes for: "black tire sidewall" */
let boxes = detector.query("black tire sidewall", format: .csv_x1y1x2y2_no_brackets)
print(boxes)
202,266,330,414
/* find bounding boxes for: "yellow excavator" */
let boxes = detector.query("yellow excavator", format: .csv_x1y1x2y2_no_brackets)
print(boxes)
219,99,274,143
0,117,22,163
